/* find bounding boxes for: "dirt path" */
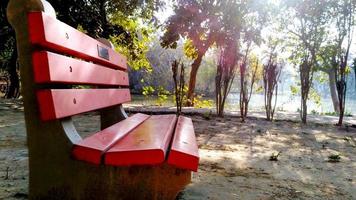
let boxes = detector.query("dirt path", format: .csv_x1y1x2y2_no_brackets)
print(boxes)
0,100,355,199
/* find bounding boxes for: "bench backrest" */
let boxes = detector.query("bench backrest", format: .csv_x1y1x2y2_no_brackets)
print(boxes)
28,12,131,121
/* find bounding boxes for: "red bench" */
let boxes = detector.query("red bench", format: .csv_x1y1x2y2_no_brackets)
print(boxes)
7,0,199,199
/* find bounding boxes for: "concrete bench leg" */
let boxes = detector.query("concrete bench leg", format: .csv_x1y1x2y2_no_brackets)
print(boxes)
31,161,190,199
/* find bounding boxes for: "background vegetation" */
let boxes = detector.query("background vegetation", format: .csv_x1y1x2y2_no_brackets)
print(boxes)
1,0,356,125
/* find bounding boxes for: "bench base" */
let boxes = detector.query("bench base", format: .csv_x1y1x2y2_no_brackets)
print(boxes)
30,162,190,200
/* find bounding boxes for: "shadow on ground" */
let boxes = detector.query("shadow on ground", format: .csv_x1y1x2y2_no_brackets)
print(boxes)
0,100,355,200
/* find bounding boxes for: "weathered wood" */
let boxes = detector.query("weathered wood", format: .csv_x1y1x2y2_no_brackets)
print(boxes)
28,11,127,70
72,113,150,164
105,115,177,166
167,116,199,172
32,51,129,86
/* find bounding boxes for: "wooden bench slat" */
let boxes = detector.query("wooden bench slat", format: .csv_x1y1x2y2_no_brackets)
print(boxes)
33,51,129,86
104,115,177,166
72,113,150,164
37,89,131,121
167,116,199,172
28,12,127,70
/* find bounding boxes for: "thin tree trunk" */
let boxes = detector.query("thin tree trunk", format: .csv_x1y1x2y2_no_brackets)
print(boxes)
327,68,340,113
354,66,356,91
5,47,19,99
300,59,311,124
354,64,356,91
186,53,203,106
99,0,110,38
302,97,307,123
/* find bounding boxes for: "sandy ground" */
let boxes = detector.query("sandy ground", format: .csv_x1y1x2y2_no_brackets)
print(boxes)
0,99,355,200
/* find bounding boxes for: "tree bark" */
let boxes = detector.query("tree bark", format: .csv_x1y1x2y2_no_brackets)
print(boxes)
186,53,203,106
354,63,356,91
327,68,340,113
302,98,307,123
300,58,312,124
5,47,19,99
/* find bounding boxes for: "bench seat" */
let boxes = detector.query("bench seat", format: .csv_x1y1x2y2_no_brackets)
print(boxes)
72,113,150,164
168,116,199,172
72,114,199,171
105,115,177,166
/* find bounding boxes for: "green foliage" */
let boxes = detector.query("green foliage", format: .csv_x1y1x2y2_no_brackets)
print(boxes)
156,86,170,106
290,85,299,95
314,72,328,84
193,95,214,109
323,111,352,117
183,39,198,60
142,86,155,96
0,0,15,73
255,86,264,94
162,0,269,108
162,0,268,50
290,85,321,107
195,52,217,95
46,0,163,72
309,89,321,107
47,0,162,38
141,85,172,107
73,85,91,89
323,111,338,116
172,85,188,105
202,110,213,120
345,66,352,75
110,14,153,71
311,110,319,115
76,25,88,34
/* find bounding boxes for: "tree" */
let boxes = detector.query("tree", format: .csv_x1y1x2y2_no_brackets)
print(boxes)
239,50,261,122
353,58,356,91
329,0,355,126
172,60,186,115
162,0,267,109
161,0,221,106
215,42,238,117
319,44,340,113
1,0,162,98
283,0,331,123
263,40,282,121
1,0,18,98
214,0,256,117
215,0,266,118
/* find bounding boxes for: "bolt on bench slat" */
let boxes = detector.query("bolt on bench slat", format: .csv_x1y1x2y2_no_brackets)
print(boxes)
33,51,129,86
37,89,131,121
28,12,127,70
105,115,177,166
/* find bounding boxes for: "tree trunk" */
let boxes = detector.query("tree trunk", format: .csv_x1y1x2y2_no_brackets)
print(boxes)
354,65,356,91
337,105,344,126
327,68,340,113
186,53,203,106
5,47,19,99
99,0,110,38
302,98,307,124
